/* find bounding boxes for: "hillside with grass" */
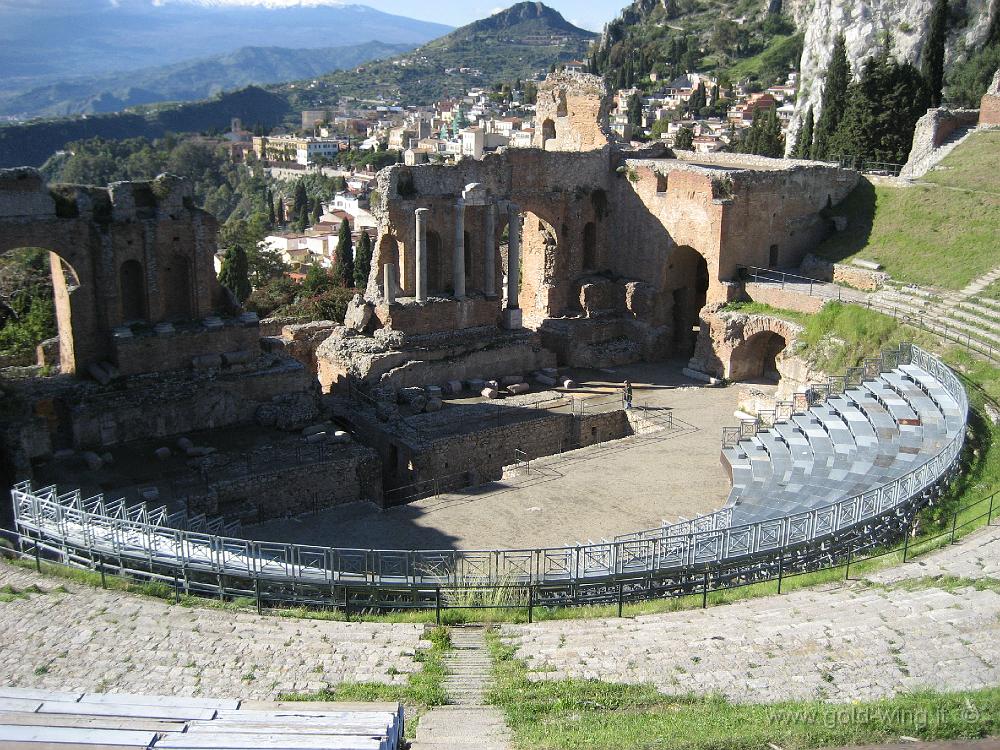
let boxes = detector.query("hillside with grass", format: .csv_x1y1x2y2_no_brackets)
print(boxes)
811,131,1000,290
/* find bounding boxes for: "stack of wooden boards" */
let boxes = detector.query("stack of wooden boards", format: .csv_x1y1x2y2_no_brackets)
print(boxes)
0,687,403,750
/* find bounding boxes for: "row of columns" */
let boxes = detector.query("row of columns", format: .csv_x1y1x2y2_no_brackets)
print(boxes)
403,200,521,310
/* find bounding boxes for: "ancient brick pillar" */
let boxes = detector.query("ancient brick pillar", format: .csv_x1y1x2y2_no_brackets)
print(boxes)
415,207,430,302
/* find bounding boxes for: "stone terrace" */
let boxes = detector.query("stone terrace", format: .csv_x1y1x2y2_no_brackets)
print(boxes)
0,562,429,699
501,525,1000,703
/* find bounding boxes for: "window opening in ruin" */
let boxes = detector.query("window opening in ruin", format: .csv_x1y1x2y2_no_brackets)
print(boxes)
542,118,556,147
769,244,779,267
119,259,146,323
582,222,597,270
656,173,667,192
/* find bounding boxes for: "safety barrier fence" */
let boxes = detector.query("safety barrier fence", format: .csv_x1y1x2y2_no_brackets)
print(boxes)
8,343,966,612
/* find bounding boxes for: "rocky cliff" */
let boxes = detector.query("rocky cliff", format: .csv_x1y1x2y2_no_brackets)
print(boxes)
788,0,997,154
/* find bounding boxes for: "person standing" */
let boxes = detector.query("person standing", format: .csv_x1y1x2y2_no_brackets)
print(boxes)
622,379,633,409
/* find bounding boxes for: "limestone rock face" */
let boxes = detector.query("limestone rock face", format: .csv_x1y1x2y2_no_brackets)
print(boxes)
787,0,994,155
344,294,375,333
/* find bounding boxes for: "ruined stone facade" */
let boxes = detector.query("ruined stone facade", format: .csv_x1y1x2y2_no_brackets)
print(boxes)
980,70,1000,127
320,73,857,389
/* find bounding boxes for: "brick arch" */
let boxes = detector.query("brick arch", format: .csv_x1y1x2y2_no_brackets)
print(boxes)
722,315,801,382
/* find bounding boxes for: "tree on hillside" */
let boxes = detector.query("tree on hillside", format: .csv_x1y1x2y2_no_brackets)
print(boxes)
828,45,929,164
276,197,286,225
688,81,707,113
922,0,948,107
674,126,695,150
626,92,643,127
354,231,373,289
333,218,354,288
218,244,251,303
311,198,322,226
266,189,276,227
792,106,815,158
292,181,309,223
302,264,334,296
811,34,851,159
739,107,784,157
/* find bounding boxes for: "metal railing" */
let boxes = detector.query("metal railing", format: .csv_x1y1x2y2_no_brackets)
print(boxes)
838,155,904,176
9,344,966,610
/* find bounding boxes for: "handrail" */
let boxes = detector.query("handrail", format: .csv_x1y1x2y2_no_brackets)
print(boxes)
10,344,967,600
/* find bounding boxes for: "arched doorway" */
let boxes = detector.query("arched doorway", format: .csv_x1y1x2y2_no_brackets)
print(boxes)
582,222,597,270
517,211,561,323
119,259,146,323
669,245,709,356
729,331,787,382
541,119,556,148
376,233,401,295
162,253,193,320
0,247,81,372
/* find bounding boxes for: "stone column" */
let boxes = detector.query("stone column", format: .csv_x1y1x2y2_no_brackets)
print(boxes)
506,202,521,310
483,203,496,298
453,199,466,298
383,263,396,305
415,207,429,302
503,203,522,329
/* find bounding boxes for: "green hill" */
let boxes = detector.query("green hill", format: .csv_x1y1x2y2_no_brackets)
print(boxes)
813,131,1000,289
277,2,597,108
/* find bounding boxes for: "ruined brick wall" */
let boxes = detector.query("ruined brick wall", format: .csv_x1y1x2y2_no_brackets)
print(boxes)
110,322,261,376
531,72,613,152
979,70,1000,126
196,444,383,521
799,254,887,291
0,169,225,375
744,281,827,314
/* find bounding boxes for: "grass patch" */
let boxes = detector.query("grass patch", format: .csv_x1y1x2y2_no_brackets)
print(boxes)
723,33,804,83
812,178,1000,289
279,625,451,710
487,633,1000,750
979,280,1000,302
921,131,1000,193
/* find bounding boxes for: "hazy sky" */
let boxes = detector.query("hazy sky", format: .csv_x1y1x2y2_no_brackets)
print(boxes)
363,0,623,31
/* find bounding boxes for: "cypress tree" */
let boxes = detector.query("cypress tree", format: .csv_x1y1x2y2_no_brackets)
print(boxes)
276,198,286,225
354,231,373,289
793,106,815,158
922,0,948,107
812,34,851,159
218,245,251,303
266,189,276,226
333,218,354,288
292,181,309,222
311,198,321,226
674,126,694,150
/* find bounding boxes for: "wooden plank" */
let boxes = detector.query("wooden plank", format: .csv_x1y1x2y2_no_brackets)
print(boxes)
0,689,83,703
77,694,238,711
213,711,396,724
153,733,385,750
0,712,185,734
38,702,216,722
185,721,393,736
0,724,156,747
0,742,148,750
234,702,400,714
0,698,43,713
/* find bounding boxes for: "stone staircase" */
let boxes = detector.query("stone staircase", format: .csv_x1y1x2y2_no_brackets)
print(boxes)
868,270,1000,360
409,627,511,750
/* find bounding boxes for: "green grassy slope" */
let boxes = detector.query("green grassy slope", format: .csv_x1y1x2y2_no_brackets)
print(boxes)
811,131,1000,289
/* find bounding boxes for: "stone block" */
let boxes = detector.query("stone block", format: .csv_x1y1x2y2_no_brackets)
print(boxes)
399,386,426,405
87,362,112,385
467,378,485,392
502,308,523,330
481,387,500,399
344,294,374,333
425,385,443,398
222,349,254,366
425,397,443,412
410,395,428,412
261,337,286,353
535,374,557,386
305,432,327,444
191,354,222,369
562,379,577,389
445,379,464,395
507,383,530,395
486,380,500,390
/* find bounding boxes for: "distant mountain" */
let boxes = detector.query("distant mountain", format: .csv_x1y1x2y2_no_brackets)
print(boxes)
279,1,598,107
0,42,413,120
0,1,450,89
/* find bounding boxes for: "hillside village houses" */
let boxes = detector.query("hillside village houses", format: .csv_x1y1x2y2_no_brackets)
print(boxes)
258,68,800,173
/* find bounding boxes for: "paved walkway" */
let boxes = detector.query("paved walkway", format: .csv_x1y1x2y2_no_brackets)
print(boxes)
0,562,429,699
248,363,736,549
501,524,1000,704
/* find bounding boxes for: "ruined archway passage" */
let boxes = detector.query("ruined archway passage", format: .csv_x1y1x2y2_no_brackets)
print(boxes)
517,211,561,326
424,230,450,296
669,245,710,357
729,330,787,383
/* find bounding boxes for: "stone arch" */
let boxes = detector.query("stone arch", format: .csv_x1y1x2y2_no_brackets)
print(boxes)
376,232,401,296
0,244,89,375
729,330,787,382
668,245,710,356
161,252,193,320
541,119,556,148
582,222,597,270
119,259,146,323
516,210,561,323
